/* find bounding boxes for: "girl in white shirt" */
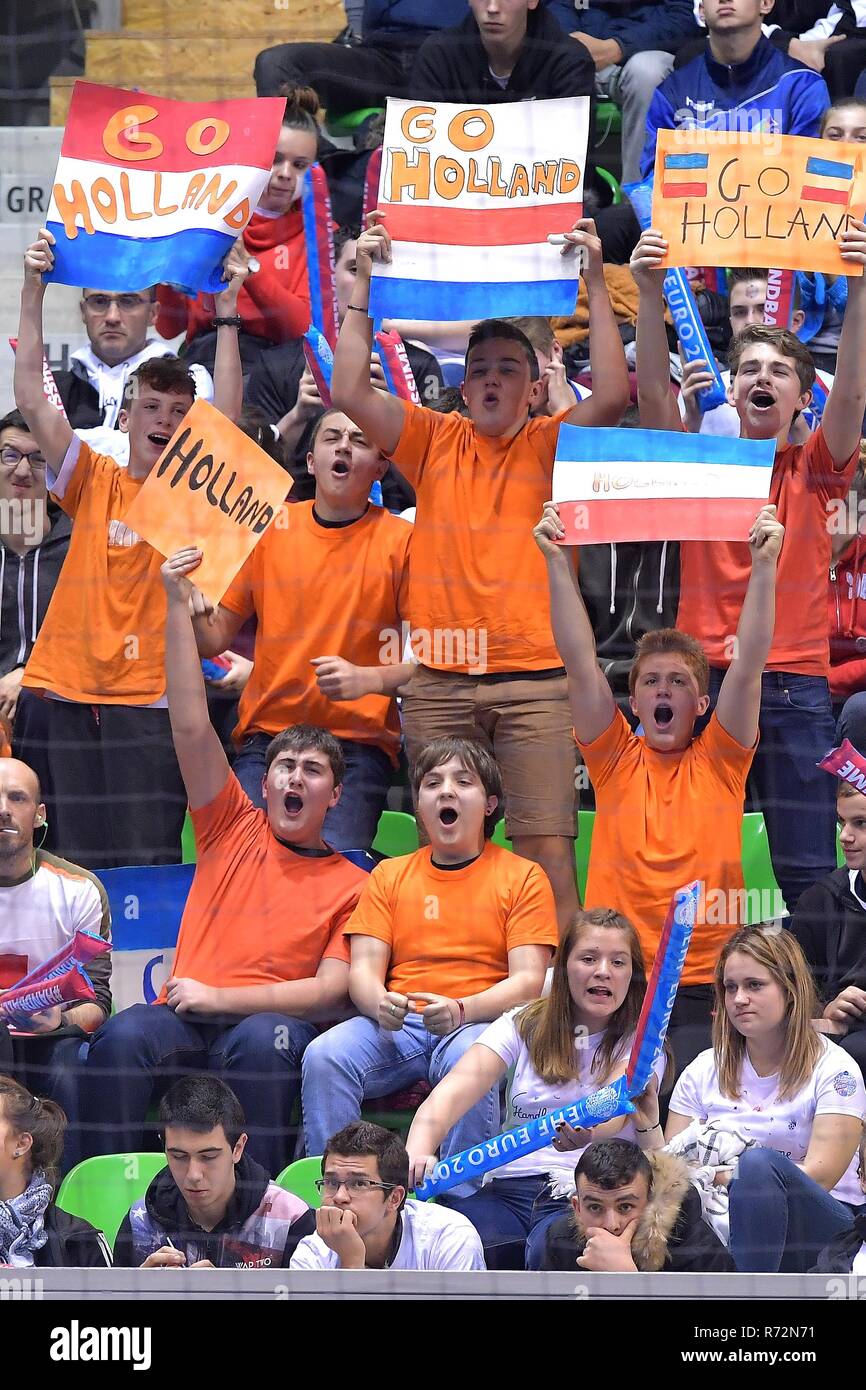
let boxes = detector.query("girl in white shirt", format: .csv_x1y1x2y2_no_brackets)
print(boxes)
666,924,865,1272
407,907,668,1270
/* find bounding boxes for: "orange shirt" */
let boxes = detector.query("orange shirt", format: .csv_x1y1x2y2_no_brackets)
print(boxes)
579,710,755,985
23,437,167,703
391,400,569,673
221,501,411,762
159,771,366,998
677,427,858,676
344,841,558,998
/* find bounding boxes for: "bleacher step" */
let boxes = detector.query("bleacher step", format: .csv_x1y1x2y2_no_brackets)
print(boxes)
122,0,345,37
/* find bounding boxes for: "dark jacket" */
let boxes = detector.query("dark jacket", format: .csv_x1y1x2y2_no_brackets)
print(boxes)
790,867,866,1009
578,539,680,698
547,0,699,63
33,1204,112,1268
0,507,71,677
361,0,469,48
811,1207,866,1273
411,7,595,105
113,1152,316,1269
541,1150,735,1272
641,34,829,177
52,369,106,431
767,0,861,52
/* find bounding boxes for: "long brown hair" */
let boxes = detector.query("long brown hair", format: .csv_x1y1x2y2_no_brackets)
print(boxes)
0,1076,66,1191
516,908,647,1085
712,926,822,1102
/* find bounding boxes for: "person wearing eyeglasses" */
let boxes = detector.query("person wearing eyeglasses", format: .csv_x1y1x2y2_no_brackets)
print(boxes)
0,409,70,840
290,1121,485,1271
113,1076,316,1269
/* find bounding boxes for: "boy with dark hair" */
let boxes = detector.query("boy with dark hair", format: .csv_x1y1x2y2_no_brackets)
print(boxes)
290,1119,485,1270
80,551,368,1176
14,229,245,869
631,217,866,914
113,1076,316,1269
331,211,630,930
534,500,783,1062
541,1138,734,1271
301,736,557,1172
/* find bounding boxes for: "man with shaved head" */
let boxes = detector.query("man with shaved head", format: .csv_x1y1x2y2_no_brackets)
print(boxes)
0,756,112,1169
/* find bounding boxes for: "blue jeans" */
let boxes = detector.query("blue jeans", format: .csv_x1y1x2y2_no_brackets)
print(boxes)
728,1147,855,1272
444,1173,569,1270
79,1004,317,1177
302,1013,501,1195
233,733,392,852
708,669,837,912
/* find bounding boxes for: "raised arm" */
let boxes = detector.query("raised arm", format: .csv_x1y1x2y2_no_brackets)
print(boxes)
714,506,783,748
14,229,73,471
330,212,407,457
630,228,682,432
821,219,866,466
533,503,616,744
559,219,630,428
210,248,250,422
161,548,231,811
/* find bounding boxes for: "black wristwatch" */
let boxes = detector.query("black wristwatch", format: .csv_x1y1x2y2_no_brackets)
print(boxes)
213,314,242,328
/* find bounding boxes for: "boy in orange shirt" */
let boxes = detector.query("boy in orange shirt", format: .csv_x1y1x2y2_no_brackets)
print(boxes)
330,212,631,930
629,219,866,914
533,500,784,1067
13,228,244,868
191,407,412,852
301,736,557,1178
80,547,368,1176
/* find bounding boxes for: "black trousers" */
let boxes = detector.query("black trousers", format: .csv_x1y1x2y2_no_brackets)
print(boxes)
11,688,58,853
45,700,186,870
824,36,866,102
254,38,415,113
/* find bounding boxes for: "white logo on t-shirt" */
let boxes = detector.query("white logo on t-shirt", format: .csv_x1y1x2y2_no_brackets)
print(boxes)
108,520,142,548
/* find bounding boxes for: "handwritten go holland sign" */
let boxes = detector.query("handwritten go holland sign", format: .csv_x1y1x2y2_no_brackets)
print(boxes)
651,128,866,276
370,96,590,320
43,82,285,294
552,427,775,544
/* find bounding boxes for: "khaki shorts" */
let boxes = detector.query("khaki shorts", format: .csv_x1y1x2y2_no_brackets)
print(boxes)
400,665,577,840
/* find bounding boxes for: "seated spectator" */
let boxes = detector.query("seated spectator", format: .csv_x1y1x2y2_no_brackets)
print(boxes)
113,1076,315,1269
410,0,594,104
828,453,866,744
632,218,866,916
245,224,442,508
575,403,679,714
406,907,668,1269
290,1120,485,1269
333,215,630,929
15,230,245,870
533,501,783,1071
157,89,319,377
560,0,699,183
812,1123,866,1273
765,5,866,101
53,287,212,465
791,762,866,1075
540,1137,734,1271
79,550,368,1176
254,0,471,108
301,736,557,1177
667,925,865,1273
0,1075,110,1267
0,756,111,1171
192,408,412,851
504,316,589,417
0,409,70,839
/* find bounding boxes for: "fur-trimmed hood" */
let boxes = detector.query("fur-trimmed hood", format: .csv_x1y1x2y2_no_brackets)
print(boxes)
569,1150,699,1273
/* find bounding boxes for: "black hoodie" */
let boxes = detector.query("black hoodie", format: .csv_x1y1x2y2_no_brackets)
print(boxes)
32,1205,111,1268
113,1151,316,1269
0,506,71,678
790,867,866,1012
578,540,680,699
410,7,595,105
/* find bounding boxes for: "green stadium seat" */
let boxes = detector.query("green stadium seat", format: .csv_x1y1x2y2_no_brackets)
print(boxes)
181,810,196,864
275,1155,323,1209
326,106,384,138
55,1152,167,1249
594,99,622,140
595,165,623,206
373,809,419,858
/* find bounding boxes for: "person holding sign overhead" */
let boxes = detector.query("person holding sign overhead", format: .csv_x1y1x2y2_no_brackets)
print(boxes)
631,210,866,917
13,230,246,869
331,210,630,930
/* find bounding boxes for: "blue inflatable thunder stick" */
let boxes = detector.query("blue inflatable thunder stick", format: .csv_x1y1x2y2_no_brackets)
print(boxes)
414,880,700,1199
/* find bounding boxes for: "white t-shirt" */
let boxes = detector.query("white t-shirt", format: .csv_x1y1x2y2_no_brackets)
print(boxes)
289,1198,485,1271
475,1009,667,1187
670,1038,866,1207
